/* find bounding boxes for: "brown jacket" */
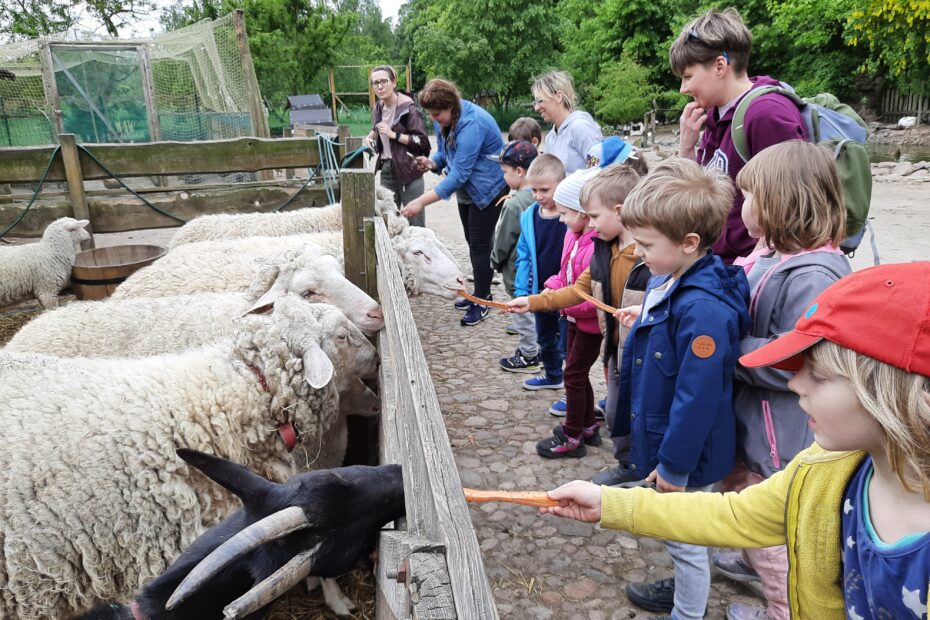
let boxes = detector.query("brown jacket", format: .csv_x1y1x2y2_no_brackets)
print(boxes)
529,241,646,362
371,94,430,186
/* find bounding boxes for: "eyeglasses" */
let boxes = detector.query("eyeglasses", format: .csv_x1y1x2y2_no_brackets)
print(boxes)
686,28,730,64
370,79,391,88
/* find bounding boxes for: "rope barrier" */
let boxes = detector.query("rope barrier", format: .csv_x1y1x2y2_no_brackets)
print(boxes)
0,146,61,240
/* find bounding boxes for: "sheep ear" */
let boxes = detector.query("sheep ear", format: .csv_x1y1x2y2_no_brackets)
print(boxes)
66,219,89,231
247,277,288,315
302,343,334,389
176,448,275,506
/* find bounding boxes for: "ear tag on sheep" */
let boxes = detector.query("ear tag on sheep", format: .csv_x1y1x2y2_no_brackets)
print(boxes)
303,344,334,389
278,422,298,452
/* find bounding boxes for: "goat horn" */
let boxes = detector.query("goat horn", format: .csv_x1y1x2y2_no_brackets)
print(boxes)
222,545,318,619
165,506,310,610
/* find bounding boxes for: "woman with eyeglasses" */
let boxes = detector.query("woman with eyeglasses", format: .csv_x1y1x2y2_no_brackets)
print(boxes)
531,71,603,174
401,78,508,327
365,65,430,227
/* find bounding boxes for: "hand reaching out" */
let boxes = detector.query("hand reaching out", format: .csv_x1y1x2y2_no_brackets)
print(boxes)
538,480,602,523
646,469,685,493
613,304,642,328
507,297,530,314
414,156,435,172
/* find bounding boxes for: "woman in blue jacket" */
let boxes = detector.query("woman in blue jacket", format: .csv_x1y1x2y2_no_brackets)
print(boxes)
401,78,508,326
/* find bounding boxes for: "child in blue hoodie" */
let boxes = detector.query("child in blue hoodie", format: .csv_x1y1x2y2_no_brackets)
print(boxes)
611,158,750,620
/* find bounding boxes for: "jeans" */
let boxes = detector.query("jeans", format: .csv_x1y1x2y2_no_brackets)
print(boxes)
667,483,715,620
457,189,503,299
511,308,538,358
562,322,603,438
534,310,564,380
605,354,631,463
380,160,426,227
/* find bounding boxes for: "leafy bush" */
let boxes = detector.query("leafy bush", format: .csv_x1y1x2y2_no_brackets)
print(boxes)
591,54,662,125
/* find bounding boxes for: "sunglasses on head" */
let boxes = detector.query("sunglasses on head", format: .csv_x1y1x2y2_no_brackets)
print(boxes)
686,29,730,65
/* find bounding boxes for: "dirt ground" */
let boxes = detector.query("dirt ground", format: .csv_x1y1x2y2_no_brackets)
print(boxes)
0,163,927,619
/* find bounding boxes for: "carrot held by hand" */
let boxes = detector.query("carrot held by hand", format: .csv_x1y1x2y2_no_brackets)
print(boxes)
463,488,559,507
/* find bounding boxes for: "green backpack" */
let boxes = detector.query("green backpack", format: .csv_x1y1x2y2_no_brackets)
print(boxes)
731,85,873,255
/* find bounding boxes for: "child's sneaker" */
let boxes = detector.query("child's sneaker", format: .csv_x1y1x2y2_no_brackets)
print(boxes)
594,398,607,421
554,423,602,447
536,429,586,458
453,297,471,311
523,374,564,390
548,396,567,416
461,304,489,326
499,349,540,373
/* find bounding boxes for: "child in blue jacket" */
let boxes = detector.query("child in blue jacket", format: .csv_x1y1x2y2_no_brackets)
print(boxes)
611,158,750,619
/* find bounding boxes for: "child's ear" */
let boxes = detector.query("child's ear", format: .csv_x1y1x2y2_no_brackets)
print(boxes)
532,138,540,147
613,202,623,214
681,232,702,254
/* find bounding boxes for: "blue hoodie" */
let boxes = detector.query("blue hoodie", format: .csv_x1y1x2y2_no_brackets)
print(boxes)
430,100,507,209
615,253,750,488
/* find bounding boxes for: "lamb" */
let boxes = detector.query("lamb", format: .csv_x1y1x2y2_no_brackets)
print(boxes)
0,296,379,619
167,186,397,248
113,225,464,300
0,217,90,309
74,450,404,620
5,251,385,357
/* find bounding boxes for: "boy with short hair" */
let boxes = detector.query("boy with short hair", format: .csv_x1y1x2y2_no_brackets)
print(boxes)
509,163,649,467
490,140,541,371
670,7,806,263
509,117,543,149
512,154,567,390
611,158,750,619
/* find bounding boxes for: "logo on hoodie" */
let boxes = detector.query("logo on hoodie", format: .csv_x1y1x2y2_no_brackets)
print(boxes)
704,148,730,175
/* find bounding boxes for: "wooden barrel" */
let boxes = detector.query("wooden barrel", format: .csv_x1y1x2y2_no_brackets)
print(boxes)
71,245,166,300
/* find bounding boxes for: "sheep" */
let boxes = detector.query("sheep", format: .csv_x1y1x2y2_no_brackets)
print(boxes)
74,450,404,620
167,187,400,249
5,251,385,357
0,296,379,619
0,217,89,309
113,225,464,301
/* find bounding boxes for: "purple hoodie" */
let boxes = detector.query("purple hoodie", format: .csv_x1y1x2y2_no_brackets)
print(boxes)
698,75,807,263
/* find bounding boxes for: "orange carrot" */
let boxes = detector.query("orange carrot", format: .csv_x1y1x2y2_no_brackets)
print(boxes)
575,290,618,315
457,289,512,311
463,488,559,507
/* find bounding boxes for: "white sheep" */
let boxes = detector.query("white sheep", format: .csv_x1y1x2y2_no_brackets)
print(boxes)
0,296,379,619
113,225,464,300
0,217,90,309
6,250,385,357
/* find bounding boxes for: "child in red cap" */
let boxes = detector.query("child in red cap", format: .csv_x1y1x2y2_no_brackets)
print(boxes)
540,261,930,619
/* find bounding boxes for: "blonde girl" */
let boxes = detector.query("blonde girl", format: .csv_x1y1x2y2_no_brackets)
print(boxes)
542,261,930,619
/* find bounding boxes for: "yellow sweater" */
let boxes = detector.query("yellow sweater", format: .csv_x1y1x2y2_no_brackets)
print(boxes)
602,444,930,619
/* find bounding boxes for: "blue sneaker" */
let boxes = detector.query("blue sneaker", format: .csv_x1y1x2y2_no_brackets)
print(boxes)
595,398,607,421
460,303,489,326
454,297,471,311
523,374,564,391
548,396,567,417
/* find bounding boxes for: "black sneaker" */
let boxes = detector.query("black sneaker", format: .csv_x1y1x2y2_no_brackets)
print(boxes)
554,424,602,447
460,303,489,326
536,431,586,458
591,464,642,486
499,349,541,373
625,578,675,613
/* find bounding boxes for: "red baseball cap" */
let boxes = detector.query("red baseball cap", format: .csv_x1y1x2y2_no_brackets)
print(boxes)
740,262,930,376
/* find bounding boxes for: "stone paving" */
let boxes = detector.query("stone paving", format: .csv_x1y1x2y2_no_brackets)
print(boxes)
410,180,765,620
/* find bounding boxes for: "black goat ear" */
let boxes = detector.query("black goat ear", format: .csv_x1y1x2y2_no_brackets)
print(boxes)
176,449,275,506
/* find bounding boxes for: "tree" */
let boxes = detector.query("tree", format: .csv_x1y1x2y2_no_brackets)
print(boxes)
846,0,930,95
591,54,663,125
0,0,71,40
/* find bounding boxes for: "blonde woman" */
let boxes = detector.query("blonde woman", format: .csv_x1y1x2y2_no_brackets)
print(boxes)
365,65,430,226
531,70,603,174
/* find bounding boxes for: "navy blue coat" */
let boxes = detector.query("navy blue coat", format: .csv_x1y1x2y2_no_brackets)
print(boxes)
613,253,750,488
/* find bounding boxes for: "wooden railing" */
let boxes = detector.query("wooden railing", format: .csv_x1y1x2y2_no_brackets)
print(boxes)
339,168,498,619
881,88,928,123
0,132,368,238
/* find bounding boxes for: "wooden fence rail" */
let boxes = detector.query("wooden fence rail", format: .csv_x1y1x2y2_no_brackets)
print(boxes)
0,132,369,238
881,88,928,123
337,169,498,619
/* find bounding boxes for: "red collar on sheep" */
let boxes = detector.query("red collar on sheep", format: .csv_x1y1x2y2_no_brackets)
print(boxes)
246,363,299,453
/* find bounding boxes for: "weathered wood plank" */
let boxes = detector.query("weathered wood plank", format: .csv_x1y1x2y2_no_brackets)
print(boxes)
341,169,377,292
376,530,410,620
373,217,498,619
0,137,329,183
59,134,94,248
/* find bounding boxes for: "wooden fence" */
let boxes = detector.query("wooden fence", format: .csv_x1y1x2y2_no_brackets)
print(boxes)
0,131,368,239
881,88,928,123
340,168,498,619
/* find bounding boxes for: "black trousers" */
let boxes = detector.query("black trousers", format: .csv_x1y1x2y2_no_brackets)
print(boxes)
456,188,505,299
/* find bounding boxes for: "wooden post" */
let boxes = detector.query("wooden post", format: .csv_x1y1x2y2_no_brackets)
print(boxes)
368,65,376,110
282,128,295,180
234,10,270,140
406,58,412,93
59,133,94,249
39,44,64,138
341,169,377,291
329,67,338,123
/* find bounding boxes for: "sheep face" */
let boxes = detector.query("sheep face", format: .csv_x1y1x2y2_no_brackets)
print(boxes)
52,217,91,247
250,251,384,334
392,227,465,299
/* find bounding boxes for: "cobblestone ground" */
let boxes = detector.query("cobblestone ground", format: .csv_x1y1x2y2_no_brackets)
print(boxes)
410,176,765,620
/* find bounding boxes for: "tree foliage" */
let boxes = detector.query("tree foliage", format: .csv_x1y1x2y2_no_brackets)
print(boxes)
846,0,930,94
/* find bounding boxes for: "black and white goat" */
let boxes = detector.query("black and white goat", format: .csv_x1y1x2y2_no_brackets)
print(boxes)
76,449,404,620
